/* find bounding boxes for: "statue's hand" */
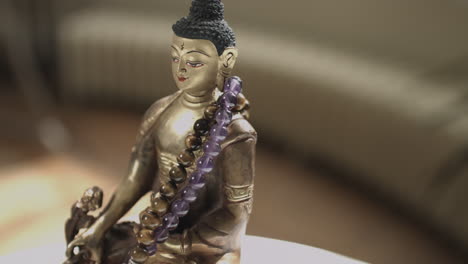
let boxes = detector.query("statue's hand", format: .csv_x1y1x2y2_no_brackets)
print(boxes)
66,228,103,264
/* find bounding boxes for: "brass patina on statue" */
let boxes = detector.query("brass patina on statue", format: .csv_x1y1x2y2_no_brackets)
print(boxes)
64,1,256,263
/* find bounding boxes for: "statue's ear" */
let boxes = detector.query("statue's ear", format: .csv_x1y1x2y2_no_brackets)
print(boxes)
219,47,238,75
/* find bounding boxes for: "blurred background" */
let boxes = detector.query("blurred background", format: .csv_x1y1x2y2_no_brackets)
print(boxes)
1,0,468,263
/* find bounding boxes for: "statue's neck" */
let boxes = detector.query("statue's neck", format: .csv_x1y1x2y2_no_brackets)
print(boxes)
181,89,215,108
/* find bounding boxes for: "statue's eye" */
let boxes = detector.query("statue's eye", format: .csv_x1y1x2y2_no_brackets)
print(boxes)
172,57,180,63
187,62,204,68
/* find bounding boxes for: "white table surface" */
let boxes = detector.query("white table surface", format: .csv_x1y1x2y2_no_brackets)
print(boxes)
0,235,365,264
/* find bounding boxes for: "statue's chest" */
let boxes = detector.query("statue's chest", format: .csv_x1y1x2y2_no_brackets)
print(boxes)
151,99,223,227
153,101,204,177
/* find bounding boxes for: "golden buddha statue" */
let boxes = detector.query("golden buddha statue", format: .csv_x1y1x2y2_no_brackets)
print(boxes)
64,1,256,264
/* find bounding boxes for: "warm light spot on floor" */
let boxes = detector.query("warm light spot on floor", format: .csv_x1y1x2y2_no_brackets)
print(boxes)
0,155,114,255
0,170,62,226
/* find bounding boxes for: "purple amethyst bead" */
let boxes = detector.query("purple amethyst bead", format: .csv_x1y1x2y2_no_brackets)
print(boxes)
144,244,157,256
215,109,232,125
182,186,197,203
203,140,221,157
218,91,237,110
171,199,189,217
154,227,169,243
189,171,206,190
210,124,228,141
197,155,214,173
162,213,179,230
224,77,242,95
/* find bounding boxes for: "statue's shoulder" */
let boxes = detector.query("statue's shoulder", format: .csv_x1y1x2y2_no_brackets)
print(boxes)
136,91,182,141
222,114,257,148
144,91,182,119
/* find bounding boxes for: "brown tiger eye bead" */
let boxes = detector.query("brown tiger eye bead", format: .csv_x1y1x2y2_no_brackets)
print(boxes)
160,182,177,199
193,118,210,136
133,223,141,235
204,105,218,119
130,246,149,263
185,134,202,151
169,164,187,183
136,228,155,246
233,93,247,111
139,207,161,229
150,193,168,215
176,150,195,167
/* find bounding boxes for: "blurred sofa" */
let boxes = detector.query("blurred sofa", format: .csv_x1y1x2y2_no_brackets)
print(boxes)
55,0,468,249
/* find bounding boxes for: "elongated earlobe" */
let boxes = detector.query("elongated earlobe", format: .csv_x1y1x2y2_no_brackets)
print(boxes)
217,47,238,90
220,48,238,76
223,52,234,68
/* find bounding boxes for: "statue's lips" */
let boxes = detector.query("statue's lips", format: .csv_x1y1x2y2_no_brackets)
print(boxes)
178,77,188,82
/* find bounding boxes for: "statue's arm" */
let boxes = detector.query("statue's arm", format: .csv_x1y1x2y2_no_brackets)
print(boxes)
68,100,162,247
90,135,157,238
191,136,256,254
160,126,257,258
87,109,160,240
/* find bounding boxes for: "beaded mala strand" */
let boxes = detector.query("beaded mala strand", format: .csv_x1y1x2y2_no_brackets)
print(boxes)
128,76,249,264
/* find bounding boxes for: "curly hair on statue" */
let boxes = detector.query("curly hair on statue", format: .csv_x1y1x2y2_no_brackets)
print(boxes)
172,0,236,55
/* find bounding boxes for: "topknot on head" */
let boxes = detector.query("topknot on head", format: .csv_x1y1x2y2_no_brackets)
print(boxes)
172,0,236,56
189,0,224,21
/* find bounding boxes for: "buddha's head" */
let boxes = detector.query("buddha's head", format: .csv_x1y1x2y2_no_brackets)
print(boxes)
171,0,238,95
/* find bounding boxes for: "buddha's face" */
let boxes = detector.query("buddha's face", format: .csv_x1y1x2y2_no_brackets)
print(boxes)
171,34,238,95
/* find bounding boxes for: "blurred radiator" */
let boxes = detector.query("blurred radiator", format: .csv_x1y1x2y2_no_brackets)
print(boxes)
58,10,175,106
